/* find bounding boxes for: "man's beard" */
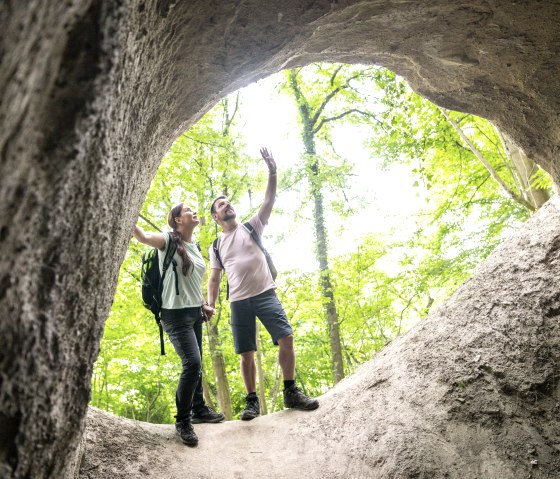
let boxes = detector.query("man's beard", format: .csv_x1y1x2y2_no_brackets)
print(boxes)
223,210,236,221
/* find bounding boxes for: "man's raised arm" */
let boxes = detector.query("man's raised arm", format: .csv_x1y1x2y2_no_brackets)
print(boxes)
258,147,277,224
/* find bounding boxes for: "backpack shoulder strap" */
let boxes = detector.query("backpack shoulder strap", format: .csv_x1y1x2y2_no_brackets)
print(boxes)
161,233,179,296
243,221,277,280
243,221,264,250
212,236,229,300
162,234,177,271
212,237,225,270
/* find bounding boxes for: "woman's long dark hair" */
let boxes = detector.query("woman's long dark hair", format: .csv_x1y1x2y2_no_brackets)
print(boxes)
167,203,193,276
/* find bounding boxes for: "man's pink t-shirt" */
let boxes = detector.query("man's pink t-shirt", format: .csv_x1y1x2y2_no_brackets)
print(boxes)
209,215,276,302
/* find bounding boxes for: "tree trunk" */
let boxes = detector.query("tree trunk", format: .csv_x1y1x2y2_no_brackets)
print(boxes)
205,307,233,420
441,109,553,213
256,322,268,415
500,133,552,210
145,380,162,423
270,361,282,413
311,179,345,383
201,376,215,408
288,69,345,383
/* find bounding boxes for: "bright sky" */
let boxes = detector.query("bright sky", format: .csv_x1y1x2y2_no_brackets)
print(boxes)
229,73,422,272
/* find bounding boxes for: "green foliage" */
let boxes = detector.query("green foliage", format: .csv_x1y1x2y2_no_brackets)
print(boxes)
359,69,536,304
530,167,555,191
93,63,540,423
277,271,334,392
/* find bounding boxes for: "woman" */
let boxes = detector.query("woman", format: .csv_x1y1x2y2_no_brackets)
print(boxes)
133,203,224,447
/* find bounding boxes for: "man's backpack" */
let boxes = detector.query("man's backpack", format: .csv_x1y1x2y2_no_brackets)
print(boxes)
141,236,179,355
212,221,277,300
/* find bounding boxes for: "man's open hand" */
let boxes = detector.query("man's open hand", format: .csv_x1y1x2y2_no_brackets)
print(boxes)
260,147,277,174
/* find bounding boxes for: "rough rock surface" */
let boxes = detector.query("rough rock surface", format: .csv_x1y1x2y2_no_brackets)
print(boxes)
81,197,560,478
1,1,560,478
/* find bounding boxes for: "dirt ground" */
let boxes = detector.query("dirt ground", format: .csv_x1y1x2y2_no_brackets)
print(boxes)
80,199,560,479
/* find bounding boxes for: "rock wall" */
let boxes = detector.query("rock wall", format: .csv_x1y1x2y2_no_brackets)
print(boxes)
1,1,559,477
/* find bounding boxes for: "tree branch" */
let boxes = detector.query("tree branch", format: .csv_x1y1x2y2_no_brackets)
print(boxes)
439,108,536,212
138,214,161,232
180,133,232,150
313,108,376,134
310,72,362,128
329,64,344,86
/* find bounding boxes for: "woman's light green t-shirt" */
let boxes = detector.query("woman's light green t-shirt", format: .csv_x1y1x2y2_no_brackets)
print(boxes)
159,232,205,309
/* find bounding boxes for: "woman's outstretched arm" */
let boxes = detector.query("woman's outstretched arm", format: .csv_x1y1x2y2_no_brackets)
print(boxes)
133,225,166,250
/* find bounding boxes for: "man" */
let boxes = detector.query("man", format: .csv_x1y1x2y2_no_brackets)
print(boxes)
208,147,319,420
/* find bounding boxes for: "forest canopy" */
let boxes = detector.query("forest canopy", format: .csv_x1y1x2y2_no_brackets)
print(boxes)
91,63,554,423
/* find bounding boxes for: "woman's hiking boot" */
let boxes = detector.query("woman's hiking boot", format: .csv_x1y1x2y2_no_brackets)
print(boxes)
240,393,260,421
175,418,198,447
191,405,225,424
283,384,319,411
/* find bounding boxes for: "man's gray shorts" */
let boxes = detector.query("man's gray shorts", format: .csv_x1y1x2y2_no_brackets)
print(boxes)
230,289,293,354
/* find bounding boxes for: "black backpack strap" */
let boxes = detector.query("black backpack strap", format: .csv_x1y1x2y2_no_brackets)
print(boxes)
171,259,179,295
162,235,179,295
158,323,165,356
243,221,262,248
162,234,178,274
157,235,179,356
212,237,229,300
212,237,224,270
243,221,277,279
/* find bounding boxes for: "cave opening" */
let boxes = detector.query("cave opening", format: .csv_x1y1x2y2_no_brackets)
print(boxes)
92,61,552,425
3,2,560,477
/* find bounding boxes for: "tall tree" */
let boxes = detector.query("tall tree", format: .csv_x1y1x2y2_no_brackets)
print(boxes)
287,67,342,383
283,64,377,383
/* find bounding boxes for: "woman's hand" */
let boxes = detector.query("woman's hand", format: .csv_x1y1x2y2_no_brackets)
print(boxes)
202,304,215,322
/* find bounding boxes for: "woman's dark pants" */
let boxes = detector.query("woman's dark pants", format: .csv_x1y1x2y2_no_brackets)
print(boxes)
161,307,205,422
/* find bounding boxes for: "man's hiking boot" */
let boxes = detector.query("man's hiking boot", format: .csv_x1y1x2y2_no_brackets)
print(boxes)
283,384,319,411
175,418,198,447
191,405,225,424
240,393,260,421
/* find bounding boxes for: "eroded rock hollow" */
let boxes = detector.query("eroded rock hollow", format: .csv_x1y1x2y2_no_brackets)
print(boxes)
1,1,559,477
